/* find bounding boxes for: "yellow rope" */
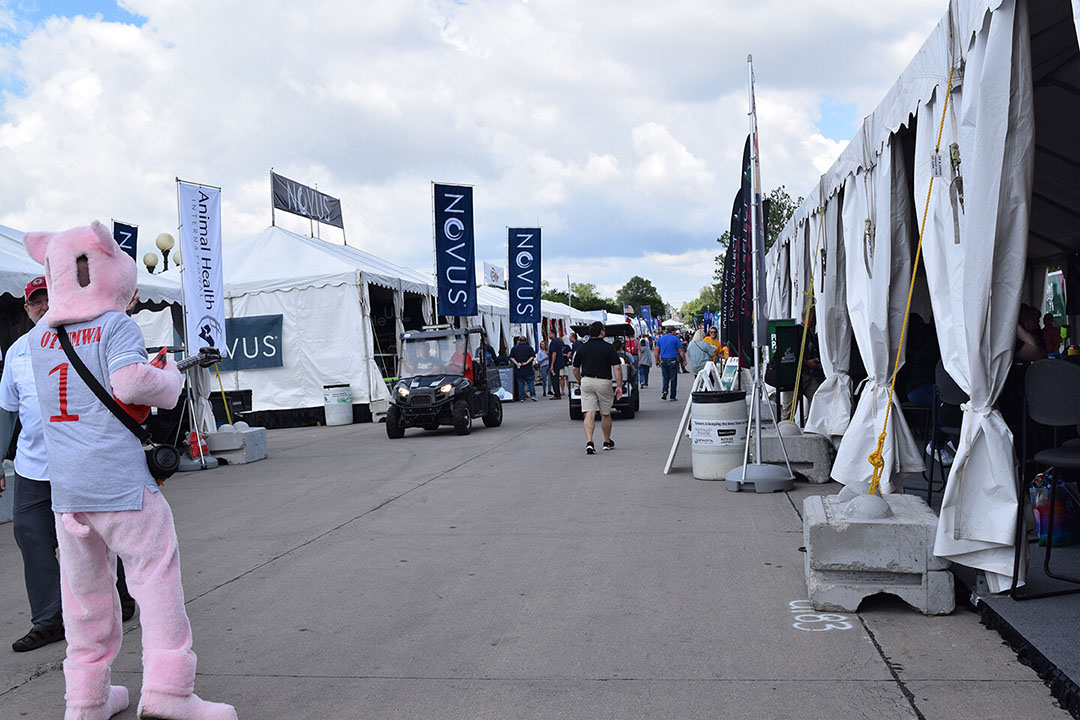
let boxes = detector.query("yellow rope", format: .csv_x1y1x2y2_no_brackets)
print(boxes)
214,363,234,426
789,209,827,423
867,65,955,496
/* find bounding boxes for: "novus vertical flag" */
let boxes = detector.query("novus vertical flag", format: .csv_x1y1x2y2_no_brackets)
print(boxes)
112,221,138,262
178,181,227,355
433,183,477,316
507,228,541,323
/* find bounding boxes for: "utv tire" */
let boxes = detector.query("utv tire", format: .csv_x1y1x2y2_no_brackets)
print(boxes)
386,405,405,439
452,399,472,435
634,387,640,411
483,395,503,427
569,403,584,421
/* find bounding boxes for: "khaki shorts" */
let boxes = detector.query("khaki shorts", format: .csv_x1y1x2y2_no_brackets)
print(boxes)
580,376,615,415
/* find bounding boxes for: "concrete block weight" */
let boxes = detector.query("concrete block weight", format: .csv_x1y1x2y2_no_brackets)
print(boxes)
803,493,954,615
759,432,835,484
208,425,268,465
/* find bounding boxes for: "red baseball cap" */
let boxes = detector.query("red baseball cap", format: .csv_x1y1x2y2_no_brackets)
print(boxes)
24,276,47,302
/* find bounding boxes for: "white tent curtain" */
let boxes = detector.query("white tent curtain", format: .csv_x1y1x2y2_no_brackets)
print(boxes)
360,280,392,404
778,241,792,318
929,0,1033,593
789,222,808,322
765,244,783,317
831,136,923,492
804,195,853,436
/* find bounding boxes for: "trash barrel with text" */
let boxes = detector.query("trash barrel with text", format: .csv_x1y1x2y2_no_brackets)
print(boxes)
691,390,747,480
323,384,354,426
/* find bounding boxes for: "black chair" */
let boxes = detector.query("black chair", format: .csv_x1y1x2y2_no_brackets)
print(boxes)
1010,359,1080,600
926,362,968,504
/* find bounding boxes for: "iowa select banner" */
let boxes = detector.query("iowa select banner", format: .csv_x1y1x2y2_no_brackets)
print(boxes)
433,183,477,316
178,181,227,354
271,171,344,229
508,228,541,323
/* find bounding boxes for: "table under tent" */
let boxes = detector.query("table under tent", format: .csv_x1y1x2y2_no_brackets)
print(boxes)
761,0,1080,595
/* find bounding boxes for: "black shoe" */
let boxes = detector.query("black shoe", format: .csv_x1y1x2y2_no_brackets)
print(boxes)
12,625,64,652
603,439,615,451
661,392,667,400
670,396,678,402
586,442,596,455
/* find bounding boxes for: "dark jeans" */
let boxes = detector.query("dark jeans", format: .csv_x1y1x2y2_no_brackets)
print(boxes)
516,374,535,399
661,358,679,398
639,365,651,386
12,473,62,632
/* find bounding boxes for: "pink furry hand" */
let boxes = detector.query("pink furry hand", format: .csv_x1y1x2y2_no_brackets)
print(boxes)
110,360,182,410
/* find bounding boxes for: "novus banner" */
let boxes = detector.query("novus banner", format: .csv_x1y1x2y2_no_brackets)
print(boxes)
271,171,344,229
433,183,477,316
219,314,283,371
178,181,227,355
508,227,540,323
112,221,138,262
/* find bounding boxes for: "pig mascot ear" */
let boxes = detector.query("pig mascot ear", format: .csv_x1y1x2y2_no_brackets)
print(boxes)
90,220,118,256
23,231,55,265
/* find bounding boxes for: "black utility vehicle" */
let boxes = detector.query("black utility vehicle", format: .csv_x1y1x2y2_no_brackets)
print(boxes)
567,322,641,421
386,326,502,437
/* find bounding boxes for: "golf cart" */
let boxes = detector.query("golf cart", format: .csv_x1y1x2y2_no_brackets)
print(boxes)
567,322,641,421
386,326,502,437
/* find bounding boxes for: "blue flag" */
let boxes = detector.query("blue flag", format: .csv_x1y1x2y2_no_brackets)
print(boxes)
508,227,541,323
433,183,477,316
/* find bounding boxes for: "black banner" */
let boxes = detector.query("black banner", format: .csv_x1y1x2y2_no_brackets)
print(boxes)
112,221,138,262
508,227,541,323
271,171,344,228
433,183,477,316
219,314,283,371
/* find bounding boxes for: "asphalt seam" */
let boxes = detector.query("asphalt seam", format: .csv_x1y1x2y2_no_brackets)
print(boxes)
858,615,928,720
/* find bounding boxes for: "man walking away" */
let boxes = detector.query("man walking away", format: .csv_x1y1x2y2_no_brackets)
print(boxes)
547,329,566,399
656,326,686,401
509,336,537,401
573,321,623,454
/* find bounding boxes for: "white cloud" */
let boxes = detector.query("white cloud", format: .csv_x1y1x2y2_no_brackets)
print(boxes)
0,0,947,305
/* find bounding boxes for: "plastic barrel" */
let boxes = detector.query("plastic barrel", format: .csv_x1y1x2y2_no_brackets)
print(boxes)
691,390,747,480
323,384,354,426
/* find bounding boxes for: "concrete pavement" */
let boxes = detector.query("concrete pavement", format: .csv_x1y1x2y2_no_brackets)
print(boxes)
0,388,1069,718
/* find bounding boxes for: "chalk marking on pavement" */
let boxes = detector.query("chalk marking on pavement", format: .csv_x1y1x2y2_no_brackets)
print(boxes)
788,599,853,632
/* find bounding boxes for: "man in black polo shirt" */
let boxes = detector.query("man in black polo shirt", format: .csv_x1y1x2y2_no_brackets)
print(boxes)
573,321,623,454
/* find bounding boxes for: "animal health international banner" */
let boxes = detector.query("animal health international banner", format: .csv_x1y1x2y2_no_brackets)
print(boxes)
178,181,227,355
508,227,541,323
433,183,477,316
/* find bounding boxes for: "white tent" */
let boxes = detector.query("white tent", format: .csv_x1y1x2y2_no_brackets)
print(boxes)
211,226,443,415
764,0,1080,591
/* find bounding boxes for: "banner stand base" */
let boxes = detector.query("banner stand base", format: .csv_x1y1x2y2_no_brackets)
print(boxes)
724,462,793,493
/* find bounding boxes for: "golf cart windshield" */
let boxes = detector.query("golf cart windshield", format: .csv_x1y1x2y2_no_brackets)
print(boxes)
401,334,470,376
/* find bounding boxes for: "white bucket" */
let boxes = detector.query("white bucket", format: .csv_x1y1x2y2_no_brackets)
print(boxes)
691,390,747,480
323,384,354,426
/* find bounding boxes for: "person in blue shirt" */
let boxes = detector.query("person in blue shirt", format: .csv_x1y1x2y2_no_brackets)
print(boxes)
654,326,687,401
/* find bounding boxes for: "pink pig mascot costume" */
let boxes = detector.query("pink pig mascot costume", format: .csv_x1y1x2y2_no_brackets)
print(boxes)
24,221,235,720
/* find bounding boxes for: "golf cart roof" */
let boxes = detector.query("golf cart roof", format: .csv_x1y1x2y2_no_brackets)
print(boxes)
570,322,637,338
401,326,483,342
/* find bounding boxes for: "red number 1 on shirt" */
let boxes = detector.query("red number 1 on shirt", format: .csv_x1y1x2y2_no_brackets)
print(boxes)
48,363,79,422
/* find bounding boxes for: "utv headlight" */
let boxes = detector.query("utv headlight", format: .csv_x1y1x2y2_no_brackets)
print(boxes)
396,385,410,397
439,383,454,393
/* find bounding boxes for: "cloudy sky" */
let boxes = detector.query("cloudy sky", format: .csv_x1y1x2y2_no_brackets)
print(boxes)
0,0,945,307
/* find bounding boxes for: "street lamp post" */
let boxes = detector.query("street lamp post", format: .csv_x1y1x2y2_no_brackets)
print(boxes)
143,252,159,275
156,233,176,272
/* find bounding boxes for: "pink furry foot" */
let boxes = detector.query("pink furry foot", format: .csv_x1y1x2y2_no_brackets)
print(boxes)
65,685,129,720
137,691,237,720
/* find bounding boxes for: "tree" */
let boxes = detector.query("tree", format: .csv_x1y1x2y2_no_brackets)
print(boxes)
679,284,723,324
542,280,618,313
616,275,664,318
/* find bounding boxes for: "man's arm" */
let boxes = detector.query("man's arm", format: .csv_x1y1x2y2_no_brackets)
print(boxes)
613,361,624,400
0,408,15,496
